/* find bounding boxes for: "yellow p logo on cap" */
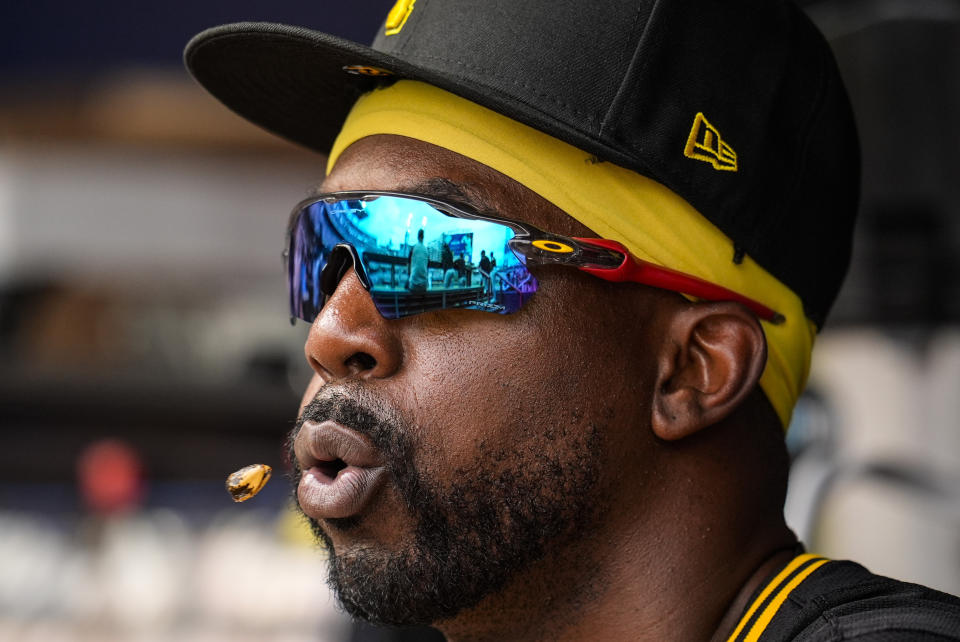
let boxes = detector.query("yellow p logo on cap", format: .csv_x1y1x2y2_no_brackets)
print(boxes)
385,0,416,36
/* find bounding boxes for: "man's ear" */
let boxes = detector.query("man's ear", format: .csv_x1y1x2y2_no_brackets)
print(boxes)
651,302,767,441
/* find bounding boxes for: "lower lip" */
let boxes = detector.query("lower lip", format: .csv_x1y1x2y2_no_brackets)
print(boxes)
298,464,386,520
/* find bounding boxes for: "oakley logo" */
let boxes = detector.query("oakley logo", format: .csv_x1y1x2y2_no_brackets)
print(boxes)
384,0,416,36
684,113,738,172
532,239,575,254
468,301,506,312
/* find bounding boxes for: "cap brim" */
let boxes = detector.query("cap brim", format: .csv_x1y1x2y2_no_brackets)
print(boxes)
187,22,554,159
185,22,635,167
184,23,410,154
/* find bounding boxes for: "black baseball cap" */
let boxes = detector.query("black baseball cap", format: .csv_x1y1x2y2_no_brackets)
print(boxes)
184,0,859,328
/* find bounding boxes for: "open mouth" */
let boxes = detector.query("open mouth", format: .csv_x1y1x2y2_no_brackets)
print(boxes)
315,457,349,479
294,420,387,520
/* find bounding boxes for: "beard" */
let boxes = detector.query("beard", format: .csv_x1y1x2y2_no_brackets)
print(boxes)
288,386,603,627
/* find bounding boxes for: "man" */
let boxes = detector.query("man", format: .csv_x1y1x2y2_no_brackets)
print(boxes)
441,243,456,289
453,254,466,287
408,228,429,292
185,0,960,640
478,250,491,295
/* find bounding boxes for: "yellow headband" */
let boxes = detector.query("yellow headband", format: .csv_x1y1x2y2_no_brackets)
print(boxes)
327,81,815,428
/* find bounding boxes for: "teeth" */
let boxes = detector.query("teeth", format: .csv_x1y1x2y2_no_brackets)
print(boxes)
226,464,272,502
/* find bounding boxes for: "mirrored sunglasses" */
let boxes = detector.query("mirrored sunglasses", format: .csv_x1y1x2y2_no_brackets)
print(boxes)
284,191,784,324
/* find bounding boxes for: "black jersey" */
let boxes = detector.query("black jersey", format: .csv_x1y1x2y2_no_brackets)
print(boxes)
725,553,960,641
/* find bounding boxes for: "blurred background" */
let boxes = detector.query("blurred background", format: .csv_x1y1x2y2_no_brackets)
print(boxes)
1,0,959,640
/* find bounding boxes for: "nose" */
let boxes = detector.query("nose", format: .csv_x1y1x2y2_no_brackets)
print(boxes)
304,265,403,383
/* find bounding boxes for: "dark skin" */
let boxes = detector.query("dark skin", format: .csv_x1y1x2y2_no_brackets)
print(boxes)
299,134,798,641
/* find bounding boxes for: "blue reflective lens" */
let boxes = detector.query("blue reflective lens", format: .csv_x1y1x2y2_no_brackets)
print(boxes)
287,195,539,321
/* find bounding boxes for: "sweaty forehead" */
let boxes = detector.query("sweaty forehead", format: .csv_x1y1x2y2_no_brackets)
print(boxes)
322,134,595,238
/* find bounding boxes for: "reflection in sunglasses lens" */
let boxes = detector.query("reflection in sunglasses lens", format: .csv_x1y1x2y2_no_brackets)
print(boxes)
288,195,539,322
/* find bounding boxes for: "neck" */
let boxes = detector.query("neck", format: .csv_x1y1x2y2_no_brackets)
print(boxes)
437,432,796,641
438,512,796,642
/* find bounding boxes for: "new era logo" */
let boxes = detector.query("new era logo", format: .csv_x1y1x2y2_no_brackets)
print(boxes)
684,113,738,172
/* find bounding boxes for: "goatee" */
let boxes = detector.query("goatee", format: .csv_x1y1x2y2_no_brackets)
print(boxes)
289,387,603,627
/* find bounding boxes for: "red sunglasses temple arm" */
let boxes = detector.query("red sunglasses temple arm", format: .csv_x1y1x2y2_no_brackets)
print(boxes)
573,238,785,324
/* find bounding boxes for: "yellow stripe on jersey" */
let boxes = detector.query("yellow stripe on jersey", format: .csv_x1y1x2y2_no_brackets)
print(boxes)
726,553,829,642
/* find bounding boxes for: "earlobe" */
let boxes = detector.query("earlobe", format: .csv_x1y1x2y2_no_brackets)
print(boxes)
651,303,767,441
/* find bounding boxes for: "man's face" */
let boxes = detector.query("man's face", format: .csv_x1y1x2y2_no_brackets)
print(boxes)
289,135,666,627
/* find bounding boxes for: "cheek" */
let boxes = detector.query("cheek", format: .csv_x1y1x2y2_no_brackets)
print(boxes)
397,317,530,466
393,296,646,479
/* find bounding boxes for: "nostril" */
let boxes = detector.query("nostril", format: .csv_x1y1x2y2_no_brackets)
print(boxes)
303,268,401,382
344,352,377,373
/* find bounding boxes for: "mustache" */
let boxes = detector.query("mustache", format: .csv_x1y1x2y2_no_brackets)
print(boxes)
290,386,407,468
288,386,426,519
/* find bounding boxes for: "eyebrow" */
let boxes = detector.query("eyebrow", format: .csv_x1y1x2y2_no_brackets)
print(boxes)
403,178,499,216
306,180,329,199
307,177,499,217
